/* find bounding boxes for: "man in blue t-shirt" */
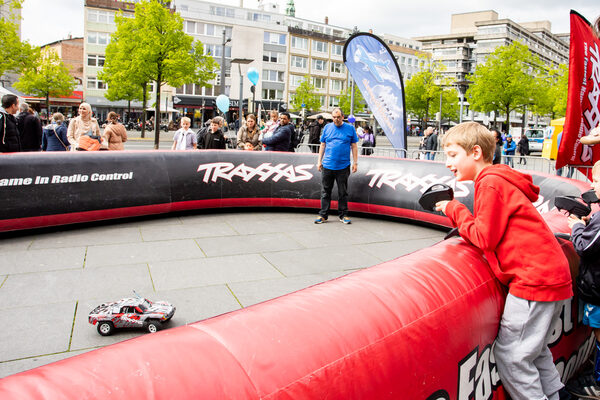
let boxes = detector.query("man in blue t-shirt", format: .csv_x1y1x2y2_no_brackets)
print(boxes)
314,108,358,224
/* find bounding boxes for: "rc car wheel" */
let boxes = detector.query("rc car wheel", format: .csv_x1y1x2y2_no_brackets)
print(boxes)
147,320,162,333
97,321,114,336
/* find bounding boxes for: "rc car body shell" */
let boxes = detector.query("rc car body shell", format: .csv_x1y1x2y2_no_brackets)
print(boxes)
89,297,175,335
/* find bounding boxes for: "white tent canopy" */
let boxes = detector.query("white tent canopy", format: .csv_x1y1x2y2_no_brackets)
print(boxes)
146,106,179,113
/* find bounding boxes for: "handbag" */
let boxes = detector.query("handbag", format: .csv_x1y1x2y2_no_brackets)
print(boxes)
77,130,102,151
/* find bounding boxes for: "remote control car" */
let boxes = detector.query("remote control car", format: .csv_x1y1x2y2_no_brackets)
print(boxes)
89,291,176,336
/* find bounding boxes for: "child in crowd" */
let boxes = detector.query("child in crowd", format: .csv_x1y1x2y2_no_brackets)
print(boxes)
566,160,600,399
202,116,226,149
172,117,197,150
435,122,573,400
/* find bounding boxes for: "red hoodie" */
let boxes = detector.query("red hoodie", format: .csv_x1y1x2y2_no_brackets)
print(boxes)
445,164,572,301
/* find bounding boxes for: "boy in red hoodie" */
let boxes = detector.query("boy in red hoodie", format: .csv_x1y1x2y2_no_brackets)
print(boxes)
436,122,573,400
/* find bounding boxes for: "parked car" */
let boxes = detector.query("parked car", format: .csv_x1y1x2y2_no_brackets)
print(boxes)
524,128,545,152
89,291,176,336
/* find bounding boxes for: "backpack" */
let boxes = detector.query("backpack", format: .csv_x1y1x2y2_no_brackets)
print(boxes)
196,126,208,149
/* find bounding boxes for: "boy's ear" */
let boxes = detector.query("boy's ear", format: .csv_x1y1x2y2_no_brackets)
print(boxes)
472,145,483,160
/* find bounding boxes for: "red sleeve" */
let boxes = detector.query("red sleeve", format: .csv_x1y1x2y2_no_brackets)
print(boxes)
445,183,510,252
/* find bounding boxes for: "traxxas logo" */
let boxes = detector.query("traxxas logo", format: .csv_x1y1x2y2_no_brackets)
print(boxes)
196,162,314,183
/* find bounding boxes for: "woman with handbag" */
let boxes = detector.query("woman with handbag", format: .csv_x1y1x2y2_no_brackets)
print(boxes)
42,113,69,151
358,125,375,156
67,102,102,151
104,111,128,150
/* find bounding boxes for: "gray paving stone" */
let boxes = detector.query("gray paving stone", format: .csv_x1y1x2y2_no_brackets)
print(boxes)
262,245,380,277
357,237,444,262
196,232,304,257
226,215,314,235
85,239,205,267
29,226,143,249
0,264,154,308
0,301,75,362
140,222,237,241
0,349,93,379
286,225,380,248
359,219,447,241
0,247,86,275
0,235,33,251
149,254,283,291
228,271,349,307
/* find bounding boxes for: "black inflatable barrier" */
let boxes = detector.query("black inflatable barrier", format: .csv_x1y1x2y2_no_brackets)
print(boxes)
0,151,584,232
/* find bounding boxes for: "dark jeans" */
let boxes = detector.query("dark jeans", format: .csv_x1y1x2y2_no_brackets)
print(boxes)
319,166,350,219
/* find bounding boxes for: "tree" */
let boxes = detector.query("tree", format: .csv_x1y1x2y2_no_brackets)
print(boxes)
13,49,75,112
405,57,454,128
548,64,568,119
290,75,321,112
339,82,366,115
107,0,217,148
98,12,150,133
0,0,38,78
466,41,544,130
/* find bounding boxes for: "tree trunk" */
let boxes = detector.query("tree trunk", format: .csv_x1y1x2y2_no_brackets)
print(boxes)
494,109,498,128
521,105,527,131
45,93,50,120
141,83,147,139
127,100,131,123
505,105,511,134
154,72,162,150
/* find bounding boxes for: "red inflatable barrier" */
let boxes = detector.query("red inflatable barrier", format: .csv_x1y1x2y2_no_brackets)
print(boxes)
0,152,593,399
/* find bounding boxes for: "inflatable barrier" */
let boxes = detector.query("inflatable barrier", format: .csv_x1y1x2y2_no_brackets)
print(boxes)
0,151,593,399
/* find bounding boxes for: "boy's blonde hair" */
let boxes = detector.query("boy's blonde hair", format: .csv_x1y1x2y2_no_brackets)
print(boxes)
592,160,600,178
180,117,191,125
442,122,495,163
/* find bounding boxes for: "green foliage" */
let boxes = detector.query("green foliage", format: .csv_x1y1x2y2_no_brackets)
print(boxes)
466,41,545,128
0,0,38,77
548,64,568,118
102,0,217,147
13,49,75,111
405,57,455,126
339,83,366,115
290,75,321,111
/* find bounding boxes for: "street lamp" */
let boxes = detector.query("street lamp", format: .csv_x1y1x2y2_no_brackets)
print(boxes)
454,79,472,124
220,29,231,96
231,58,254,134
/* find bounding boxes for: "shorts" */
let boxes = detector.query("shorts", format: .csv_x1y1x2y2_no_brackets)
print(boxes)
583,303,600,328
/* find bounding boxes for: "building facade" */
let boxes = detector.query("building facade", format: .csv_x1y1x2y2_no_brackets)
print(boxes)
413,10,569,128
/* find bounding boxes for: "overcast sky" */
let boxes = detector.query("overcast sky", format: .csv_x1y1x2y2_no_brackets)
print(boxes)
20,0,598,46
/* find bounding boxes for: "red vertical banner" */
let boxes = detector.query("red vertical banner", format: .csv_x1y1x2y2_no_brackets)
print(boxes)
557,11,600,178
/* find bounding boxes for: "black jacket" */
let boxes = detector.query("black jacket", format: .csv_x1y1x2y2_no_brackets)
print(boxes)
572,211,600,304
425,133,438,151
20,113,42,151
517,137,529,155
0,110,21,153
308,121,324,145
202,129,226,149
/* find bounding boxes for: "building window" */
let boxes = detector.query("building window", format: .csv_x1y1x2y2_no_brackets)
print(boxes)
331,44,342,56
311,59,327,72
87,54,105,67
87,76,107,90
204,44,231,58
312,77,326,89
318,95,326,107
330,61,344,74
291,55,307,69
290,74,304,87
264,32,286,45
88,10,115,24
262,89,283,100
210,6,235,18
329,96,339,107
291,36,308,50
202,24,232,38
87,31,110,45
262,69,284,82
330,79,343,91
247,12,270,22
312,40,328,53
263,51,285,64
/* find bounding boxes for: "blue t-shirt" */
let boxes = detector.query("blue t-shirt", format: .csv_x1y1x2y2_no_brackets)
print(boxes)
321,122,358,170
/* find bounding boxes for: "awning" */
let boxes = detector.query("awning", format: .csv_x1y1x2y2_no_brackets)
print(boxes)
289,113,301,119
308,112,333,120
146,106,179,113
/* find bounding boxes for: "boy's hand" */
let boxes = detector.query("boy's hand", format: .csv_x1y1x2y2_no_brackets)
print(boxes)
567,214,585,230
435,200,450,214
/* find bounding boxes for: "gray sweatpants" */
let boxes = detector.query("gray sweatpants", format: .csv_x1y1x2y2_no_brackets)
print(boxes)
494,293,567,400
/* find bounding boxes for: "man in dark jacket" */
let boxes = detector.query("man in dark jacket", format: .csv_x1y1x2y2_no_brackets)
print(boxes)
18,106,43,152
0,94,21,153
424,127,438,160
517,135,529,165
308,115,325,153
262,112,294,152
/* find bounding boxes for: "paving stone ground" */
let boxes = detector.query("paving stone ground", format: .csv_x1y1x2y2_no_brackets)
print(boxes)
0,209,445,378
